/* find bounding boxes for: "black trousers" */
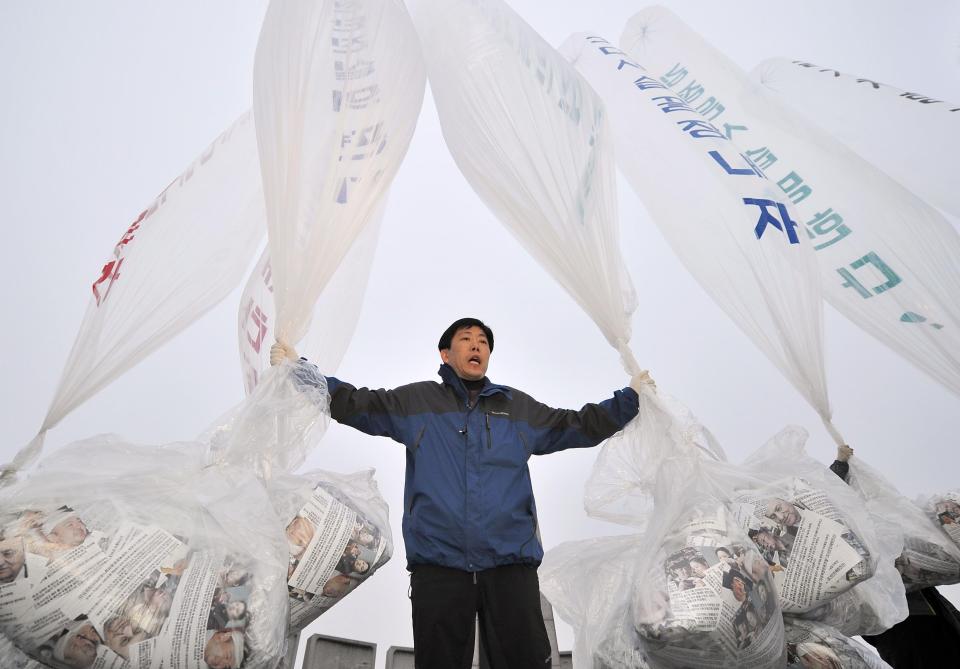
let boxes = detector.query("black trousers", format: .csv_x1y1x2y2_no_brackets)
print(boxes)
410,563,552,669
861,587,960,667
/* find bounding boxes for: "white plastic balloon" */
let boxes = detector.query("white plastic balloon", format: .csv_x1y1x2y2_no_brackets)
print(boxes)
561,33,833,438
753,58,960,219
253,0,425,348
3,113,265,480
238,200,385,393
621,6,960,398
411,0,640,372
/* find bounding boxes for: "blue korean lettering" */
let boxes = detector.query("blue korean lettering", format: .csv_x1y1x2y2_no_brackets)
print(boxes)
723,123,748,139
744,146,777,171
653,95,695,114
901,312,944,329
676,118,725,139
805,208,852,250
743,198,800,244
836,252,901,297
695,97,725,121
677,80,705,103
634,75,667,91
709,150,764,177
900,92,942,104
776,171,812,204
660,63,687,87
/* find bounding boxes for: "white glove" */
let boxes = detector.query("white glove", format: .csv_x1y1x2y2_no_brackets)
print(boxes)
837,444,854,462
630,370,656,394
270,341,298,366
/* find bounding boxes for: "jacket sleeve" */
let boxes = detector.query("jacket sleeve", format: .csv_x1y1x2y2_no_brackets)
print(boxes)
829,459,850,483
522,387,639,456
291,361,406,444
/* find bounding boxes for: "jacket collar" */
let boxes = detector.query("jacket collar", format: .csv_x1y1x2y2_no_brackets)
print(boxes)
438,363,511,402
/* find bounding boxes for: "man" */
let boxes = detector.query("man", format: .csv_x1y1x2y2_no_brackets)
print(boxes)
204,630,244,669
271,317,646,668
0,533,25,583
764,498,802,529
748,527,791,569
829,444,960,667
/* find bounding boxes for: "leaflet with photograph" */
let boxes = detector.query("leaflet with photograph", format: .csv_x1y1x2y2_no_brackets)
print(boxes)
784,618,890,669
0,503,279,669
157,549,221,669
635,506,785,668
930,492,960,547
896,535,960,589
67,523,187,624
732,478,870,612
283,484,389,630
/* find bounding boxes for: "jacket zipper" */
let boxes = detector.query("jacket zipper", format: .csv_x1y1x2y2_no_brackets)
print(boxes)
485,412,492,449
412,425,426,453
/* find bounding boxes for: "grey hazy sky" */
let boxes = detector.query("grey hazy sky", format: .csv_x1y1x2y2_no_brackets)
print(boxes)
2,1,958,665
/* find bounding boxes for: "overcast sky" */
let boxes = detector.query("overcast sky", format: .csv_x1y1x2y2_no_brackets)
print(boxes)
2,1,959,665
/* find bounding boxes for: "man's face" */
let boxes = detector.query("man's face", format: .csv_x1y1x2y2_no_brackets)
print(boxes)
440,326,490,381
689,560,708,577
64,623,100,668
766,499,800,527
204,632,240,669
104,618,145,660
50,516,89,547
285,517,313,549
0,537,25,583
353,558,369,574
755,531,785,553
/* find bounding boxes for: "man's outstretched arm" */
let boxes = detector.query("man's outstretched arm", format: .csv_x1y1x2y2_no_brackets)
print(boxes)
271,341,407,444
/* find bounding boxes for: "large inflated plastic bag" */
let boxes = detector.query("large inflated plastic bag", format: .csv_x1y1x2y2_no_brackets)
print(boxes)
412,0,645,378
559,32,840,445
541,534,651,669
3,114,265,481
845,460,960,594
584,385,725,528
752,58,960,220
629,459,787,669
789,458,907,635
620,6,960,397
0,371,326,668
269,465,392,632
784,618,891,669
734,427,887,614
918,490,960,559
252,0,425,348
238,204,385,393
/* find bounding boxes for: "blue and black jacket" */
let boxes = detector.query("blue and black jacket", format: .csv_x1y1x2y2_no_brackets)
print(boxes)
309,362,639,572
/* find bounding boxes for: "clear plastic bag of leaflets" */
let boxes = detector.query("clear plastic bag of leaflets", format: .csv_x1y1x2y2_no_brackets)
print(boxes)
0,365,329,669
584,388,727,531
783,618,892,669
732,427,887,615
541,534,653,669
268,467,392,633
628,460,788,669
787,457,910,636
919,490,960,555
846,457,960,596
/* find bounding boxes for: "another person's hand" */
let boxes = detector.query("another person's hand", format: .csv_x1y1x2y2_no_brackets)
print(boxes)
270,341,298,366
837,444,854,462
630,370,656,394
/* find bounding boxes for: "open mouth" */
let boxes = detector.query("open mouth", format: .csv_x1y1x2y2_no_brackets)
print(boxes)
468,356,481,365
